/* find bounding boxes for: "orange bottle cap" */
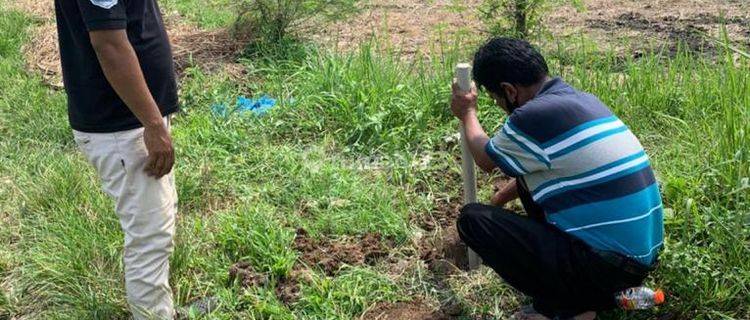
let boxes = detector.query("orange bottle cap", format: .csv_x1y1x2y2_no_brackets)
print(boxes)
654,289,666,305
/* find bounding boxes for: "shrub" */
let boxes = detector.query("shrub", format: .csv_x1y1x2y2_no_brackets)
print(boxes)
235,0,360,43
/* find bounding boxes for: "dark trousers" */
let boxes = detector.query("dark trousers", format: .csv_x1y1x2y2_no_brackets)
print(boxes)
457,203,650,318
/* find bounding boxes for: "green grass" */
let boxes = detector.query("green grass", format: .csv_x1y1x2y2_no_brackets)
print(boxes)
160,0,236,29
1,4,749,320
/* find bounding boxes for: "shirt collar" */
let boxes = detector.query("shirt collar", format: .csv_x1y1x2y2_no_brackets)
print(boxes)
536,77,573,97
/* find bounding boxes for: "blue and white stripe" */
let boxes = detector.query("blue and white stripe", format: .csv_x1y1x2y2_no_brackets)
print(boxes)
563,204,662,233
504,122,551,168
542,116,628,159
629,241,664,260
486,140,528,176
532,151,650,202
546,184,664,265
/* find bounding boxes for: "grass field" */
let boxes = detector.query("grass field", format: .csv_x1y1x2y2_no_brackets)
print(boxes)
1,1,749,319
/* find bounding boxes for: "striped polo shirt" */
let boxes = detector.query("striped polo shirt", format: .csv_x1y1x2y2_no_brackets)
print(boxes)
485,77,664,266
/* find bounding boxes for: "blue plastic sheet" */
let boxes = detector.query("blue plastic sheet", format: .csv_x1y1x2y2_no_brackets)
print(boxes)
211,94,278,118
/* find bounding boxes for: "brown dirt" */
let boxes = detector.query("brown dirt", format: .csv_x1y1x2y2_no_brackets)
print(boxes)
320,0,749,57
227,261,269,288
22,23,64,88
584,11,749,56
11,0,749,85
413,175,517,276
165,17,249,76
9,1,248,88
5,0,54,20
315,0,483,59
361,301,449,320
293,228,394,276
549,0,749,54
415,198,462,232
415,199,470,275
228,261,314,305
275,268,315,305
275,276,301,305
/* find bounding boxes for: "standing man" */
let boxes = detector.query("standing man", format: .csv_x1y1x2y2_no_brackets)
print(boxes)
55,0,178,318
451,37,663,319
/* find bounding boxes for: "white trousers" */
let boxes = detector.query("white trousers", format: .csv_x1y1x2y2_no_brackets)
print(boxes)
73,117,176,320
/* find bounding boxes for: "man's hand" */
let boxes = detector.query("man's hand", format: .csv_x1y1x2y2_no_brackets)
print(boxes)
451,81,479,122
491,178,519,207
143,123,174,178
90,29,174,178
449,80,497,173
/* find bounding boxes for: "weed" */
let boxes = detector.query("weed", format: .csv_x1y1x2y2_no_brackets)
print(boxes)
235,0,360,43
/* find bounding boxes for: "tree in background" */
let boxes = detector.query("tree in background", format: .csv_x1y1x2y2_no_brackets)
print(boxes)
479,0,584,39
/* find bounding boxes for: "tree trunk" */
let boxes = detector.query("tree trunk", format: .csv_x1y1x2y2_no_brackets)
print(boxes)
514,0,528,38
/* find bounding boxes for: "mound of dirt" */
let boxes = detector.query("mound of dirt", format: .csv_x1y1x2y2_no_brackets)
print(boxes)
293,228,394,276
416,199,462,232
363,301,449,320
275,268,312,305
413,199,470,276
228,261,314,305
227,261,269,288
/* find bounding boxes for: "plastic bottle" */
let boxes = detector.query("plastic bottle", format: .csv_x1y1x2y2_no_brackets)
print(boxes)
615,287,665,310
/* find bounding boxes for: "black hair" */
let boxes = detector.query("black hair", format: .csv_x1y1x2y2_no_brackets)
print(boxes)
472,37,549,94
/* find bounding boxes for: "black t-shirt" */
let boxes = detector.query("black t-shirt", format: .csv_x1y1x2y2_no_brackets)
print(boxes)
55,0,178,133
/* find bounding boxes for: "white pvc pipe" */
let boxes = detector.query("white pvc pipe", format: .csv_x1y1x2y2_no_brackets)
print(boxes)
455,63,482,270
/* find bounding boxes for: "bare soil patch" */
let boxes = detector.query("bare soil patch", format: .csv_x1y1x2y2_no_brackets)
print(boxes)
362,301,449,320
166,17,248,76
321,0,749,56
274,268,315,305
9,0,247,87
228,261,313,305
5,0,54,20
228,261,270,288
11,0,749,85
415,175,514,275
584,11,749,56
416,199,469,274
549,0,749,53
315,0,483,58
293,228,394,276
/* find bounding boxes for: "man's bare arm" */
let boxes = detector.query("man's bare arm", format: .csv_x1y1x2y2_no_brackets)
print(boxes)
461,112,496,172
89,29,174,178
450,82,497,173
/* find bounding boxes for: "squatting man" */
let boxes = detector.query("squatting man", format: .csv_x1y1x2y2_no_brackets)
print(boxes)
451,37,664,320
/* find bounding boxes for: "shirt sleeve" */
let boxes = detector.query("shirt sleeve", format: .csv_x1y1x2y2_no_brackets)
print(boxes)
76,0,127,30
484,119,552,177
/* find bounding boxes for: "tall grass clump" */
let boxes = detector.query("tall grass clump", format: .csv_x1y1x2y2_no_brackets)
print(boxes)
229,41,503,157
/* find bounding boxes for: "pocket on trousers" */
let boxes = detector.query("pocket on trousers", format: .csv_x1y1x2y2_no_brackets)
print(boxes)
72,132,93,155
